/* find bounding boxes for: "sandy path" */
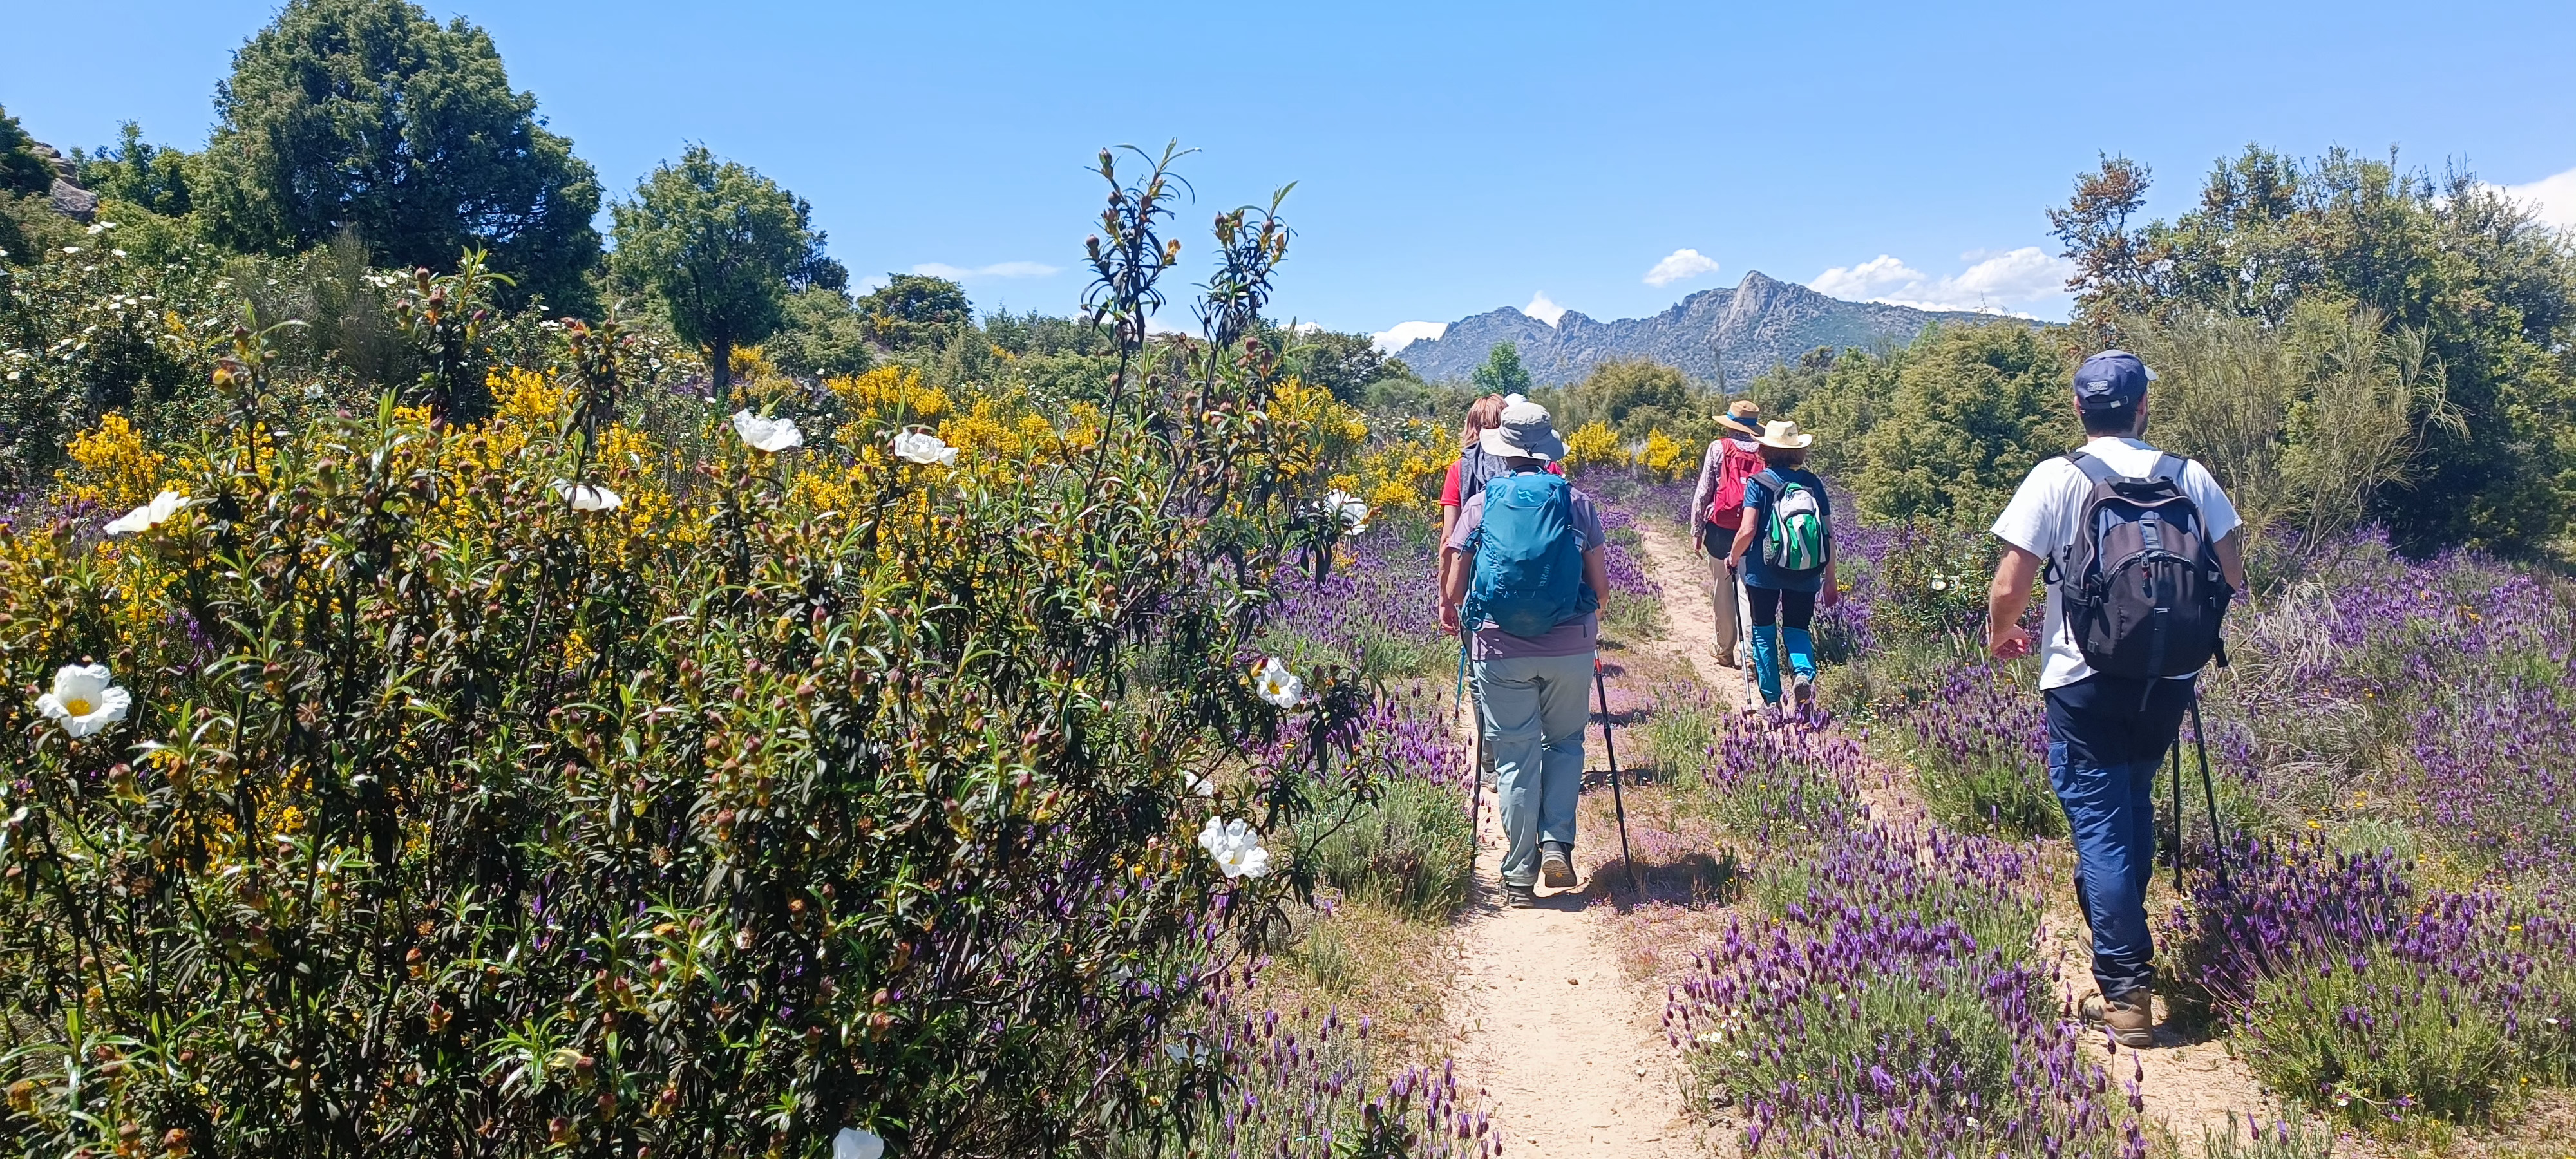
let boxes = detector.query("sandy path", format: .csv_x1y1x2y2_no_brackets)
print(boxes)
1627,518,1750,712
1439,516,1715,1157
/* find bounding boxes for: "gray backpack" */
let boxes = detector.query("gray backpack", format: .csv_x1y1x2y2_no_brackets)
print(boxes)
2050,452,2233,678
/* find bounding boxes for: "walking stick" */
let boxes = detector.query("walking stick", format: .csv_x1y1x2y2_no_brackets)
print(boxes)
2168,740,2185,892
2187,685,2230,893
1734,565,1758,711
1593,657,1640,894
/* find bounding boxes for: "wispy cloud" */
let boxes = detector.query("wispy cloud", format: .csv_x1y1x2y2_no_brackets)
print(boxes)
1522,292,1566,326
1808,247,2072,317
2493,165,2576,230
853,273,891,295
1371,320,1447,353
1643,248,1721,287
911,260,1062,281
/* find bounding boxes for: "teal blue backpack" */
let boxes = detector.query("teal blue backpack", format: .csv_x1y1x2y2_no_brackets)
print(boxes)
1466,471,1598,637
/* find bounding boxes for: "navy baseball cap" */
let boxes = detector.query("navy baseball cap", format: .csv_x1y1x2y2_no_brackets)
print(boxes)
2072,350,2153,411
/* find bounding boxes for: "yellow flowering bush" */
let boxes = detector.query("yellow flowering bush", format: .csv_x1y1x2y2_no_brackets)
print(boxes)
0,249,1393,1159
1559,419,1624,475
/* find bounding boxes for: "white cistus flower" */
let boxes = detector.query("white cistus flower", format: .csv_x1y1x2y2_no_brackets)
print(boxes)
1253,657,1303,708
36,663,131,739
102,489,190,536
1197,816,1273,880
832,1127,886,1159
730,410,804,453
1184,771,1215,798
549,479,624,512
1316,488,1370,536
890,430,959,467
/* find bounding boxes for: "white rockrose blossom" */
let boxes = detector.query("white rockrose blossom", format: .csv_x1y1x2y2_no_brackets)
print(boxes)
731,410,804,453
549,479,624,512
832,1127,885,1159
1184,771,1215,798
1253,657,1303,708
1197,816,1273,880
890,431,959,467
1316,489,1370,536
36,663,131,739
102,490,190,536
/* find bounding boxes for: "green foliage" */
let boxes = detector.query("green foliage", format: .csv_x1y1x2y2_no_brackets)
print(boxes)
2196,1115,2338,1159
2238,946,2521,1128
1685,954,2026,1124
1281,328,1410,405
1300,777,1475,919
0,105,53,196
610,145,820,391
1847,324,2073,529
763,287,875,382
1468,341,1531,397
72,122,195,218
1560,358,1696,441
196,0,602,312
2052,147,2576,551
2128,299,2459,545
857,274,972,352
0,156,1385,1156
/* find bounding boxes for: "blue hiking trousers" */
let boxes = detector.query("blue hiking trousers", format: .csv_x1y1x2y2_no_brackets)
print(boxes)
2044,673,2194,1003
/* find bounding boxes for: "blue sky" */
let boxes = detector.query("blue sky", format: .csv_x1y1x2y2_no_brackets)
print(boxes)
7,0,2575,341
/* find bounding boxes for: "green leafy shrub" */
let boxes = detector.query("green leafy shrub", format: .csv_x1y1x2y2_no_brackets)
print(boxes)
1303,775,1475,919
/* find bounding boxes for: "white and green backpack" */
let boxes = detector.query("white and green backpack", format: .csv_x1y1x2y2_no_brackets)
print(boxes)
1754,469,1830,572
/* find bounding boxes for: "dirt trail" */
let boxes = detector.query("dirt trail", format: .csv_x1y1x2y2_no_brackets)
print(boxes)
1439,516,1712,1158
1445,821,1704,1157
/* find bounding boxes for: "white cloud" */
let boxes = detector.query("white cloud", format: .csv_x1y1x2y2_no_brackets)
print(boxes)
1807,247,2073,317
853,274,891,295
1643,248,1722,287
1372,320,1447,353
2494,166,2576,230
1521,292,1566,326
910,260,1062,282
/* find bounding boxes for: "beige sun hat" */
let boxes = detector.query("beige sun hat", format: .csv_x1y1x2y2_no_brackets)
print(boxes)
1754,419,1814,450
1716,399,1761,438
1479,398,1568,461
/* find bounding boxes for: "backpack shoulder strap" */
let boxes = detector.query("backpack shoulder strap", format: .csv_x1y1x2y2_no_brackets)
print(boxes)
2149,453,2185,484
1752,468,1783,492
2065,451,2118,485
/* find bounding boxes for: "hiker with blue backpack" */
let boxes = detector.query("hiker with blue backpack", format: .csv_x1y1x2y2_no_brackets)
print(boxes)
1986,350,2248,1048
1722,420,1840,710
1437,399,1609,908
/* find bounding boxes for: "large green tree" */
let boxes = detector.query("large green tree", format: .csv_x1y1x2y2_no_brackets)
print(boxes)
857,273,972,351
1851,323,2074,529
197,0,601,311
611,145,825,392
1562,358,1693,439
1470,341,1532,397
2052,147,2576,550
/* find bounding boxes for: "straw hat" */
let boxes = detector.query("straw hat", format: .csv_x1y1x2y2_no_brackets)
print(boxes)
1754,419,1814,450
1716,399,1761,438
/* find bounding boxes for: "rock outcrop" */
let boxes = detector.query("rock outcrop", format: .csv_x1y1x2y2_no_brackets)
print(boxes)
1392,271,2034,386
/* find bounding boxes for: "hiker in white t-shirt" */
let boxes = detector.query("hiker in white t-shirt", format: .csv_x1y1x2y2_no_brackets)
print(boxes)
1985,350,2248,1048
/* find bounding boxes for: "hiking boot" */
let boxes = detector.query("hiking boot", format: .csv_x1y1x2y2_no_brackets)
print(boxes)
1503,882,1537,909
1791,673,1815,709
2081,989,2155,1048
1540,842,1577,889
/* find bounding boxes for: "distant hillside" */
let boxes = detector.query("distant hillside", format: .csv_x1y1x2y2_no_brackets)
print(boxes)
1392,270,2030,387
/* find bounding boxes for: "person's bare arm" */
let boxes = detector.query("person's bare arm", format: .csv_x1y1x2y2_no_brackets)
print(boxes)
2213,530,2248,595
1440,545,1468,630
1820,558,1841,608
1987,545,2042,659
1583,545,1609,605
1687,444,1718,550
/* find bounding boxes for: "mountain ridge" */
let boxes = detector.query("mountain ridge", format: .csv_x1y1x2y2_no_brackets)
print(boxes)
1390,271,2032,386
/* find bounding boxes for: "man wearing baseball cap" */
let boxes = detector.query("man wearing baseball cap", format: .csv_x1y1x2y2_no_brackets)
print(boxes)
1984,350,2248,1047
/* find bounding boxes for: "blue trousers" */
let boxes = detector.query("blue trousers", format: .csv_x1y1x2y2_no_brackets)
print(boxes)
2045,674,2195,1002
1473,650,1593,888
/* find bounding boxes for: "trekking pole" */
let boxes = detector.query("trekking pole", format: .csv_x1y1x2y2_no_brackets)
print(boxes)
2168,740,2186,892
1593,657,1641,894
1735,565,1758,711
2187,686,2230,893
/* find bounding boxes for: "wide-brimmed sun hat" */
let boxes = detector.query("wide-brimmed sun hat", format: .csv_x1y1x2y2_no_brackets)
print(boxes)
1480,398,1568,461
1754,419,1814,450
1716,399,1761,437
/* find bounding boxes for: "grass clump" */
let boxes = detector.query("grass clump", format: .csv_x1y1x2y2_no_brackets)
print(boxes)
1303,775,1476,919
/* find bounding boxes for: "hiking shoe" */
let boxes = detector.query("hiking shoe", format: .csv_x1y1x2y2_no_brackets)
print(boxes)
1791,673,1815,709
1540,842,1577,889
1503,883,1537,909
2081,990,2155,1048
